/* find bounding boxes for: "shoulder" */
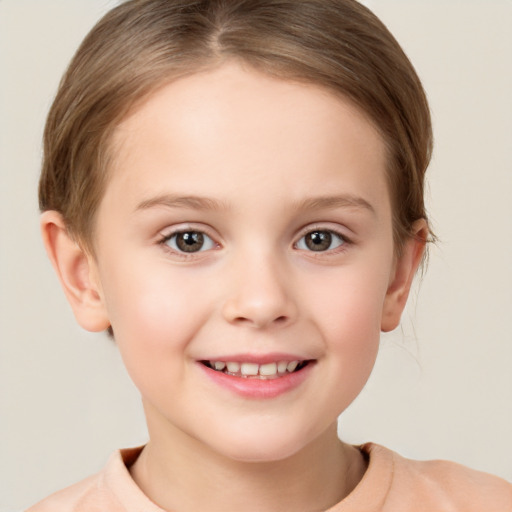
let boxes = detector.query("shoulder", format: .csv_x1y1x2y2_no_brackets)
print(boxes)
364,444,512,512
26,473,106,512
26,447,149,512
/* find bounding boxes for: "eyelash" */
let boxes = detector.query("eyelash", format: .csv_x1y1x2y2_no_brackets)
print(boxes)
157,225,351,258
158,227,218,259
294,227,350,254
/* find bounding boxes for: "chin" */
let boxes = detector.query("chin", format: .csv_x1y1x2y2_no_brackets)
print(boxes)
207,428,315,464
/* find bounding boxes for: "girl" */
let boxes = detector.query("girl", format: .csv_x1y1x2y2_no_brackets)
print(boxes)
24,1,511,510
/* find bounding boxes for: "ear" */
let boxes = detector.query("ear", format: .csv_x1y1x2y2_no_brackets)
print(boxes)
381,219,428,332
40,211,110,332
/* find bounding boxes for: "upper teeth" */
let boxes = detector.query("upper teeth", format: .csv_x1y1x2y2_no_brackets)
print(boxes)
209,360,302,378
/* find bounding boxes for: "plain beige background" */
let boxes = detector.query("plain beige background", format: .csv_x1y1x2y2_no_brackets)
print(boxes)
1,0,511,510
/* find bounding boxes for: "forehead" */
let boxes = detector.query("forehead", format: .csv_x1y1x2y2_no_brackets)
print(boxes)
106,62,389,214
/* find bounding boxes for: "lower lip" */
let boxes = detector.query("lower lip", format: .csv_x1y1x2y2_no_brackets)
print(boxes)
198,362,314,399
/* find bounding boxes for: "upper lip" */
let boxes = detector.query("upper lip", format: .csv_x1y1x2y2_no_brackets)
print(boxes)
198,353,311,364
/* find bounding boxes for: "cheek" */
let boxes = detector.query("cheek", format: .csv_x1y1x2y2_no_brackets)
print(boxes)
305,264,390,336
99,259,209,357
302,261,391,385
98,265,203,401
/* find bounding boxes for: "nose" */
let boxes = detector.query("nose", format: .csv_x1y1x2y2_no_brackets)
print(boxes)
221,253,297,329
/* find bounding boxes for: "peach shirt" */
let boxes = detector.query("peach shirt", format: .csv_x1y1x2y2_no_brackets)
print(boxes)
27,443,512,511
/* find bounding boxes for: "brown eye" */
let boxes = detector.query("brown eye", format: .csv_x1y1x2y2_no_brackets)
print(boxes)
165,231,215,253
297,230,345,252
176,232,204,252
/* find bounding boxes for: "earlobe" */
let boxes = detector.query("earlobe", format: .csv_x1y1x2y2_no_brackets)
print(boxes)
381,220,428,332
40,211,110,332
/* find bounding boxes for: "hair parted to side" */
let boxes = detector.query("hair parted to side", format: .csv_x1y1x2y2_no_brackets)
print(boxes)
40,0,433,253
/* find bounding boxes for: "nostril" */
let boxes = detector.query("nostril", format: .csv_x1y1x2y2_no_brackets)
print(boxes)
232,315,288,326
222,289,297,328
233,316,252,324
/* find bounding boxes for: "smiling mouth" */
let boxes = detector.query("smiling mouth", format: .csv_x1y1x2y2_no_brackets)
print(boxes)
201,360,312,380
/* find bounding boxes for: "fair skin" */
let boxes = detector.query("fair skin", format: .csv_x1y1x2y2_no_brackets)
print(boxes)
42,62,426,512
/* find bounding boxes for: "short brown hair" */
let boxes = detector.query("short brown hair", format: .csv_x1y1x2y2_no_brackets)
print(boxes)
39,0,432,252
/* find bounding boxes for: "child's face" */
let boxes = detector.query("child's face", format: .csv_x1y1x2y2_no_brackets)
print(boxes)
74,63,420,462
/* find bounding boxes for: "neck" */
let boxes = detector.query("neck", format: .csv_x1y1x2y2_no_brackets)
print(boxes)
130,415,367,512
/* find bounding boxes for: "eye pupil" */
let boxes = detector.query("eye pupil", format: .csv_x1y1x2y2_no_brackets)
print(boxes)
176,232,204,252
305,231,332,251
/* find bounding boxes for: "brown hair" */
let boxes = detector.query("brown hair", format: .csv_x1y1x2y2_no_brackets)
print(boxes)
39,0,432,253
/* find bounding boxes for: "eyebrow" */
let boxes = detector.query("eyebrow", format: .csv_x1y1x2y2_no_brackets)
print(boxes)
135,193,375,215
136,194,228,212
292,195,375,215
